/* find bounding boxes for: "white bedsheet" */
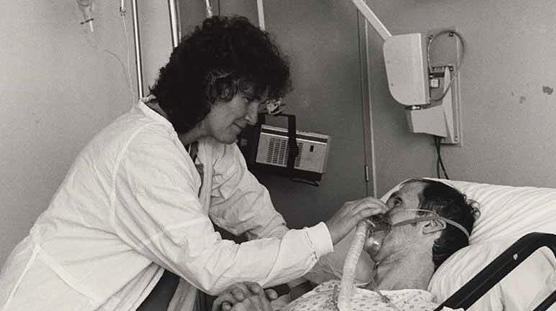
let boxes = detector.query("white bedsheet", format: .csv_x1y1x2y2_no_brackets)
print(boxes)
280,280,442,311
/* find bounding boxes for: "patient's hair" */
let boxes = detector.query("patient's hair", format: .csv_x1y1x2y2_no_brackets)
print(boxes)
149,15,291,134
405,178,479,270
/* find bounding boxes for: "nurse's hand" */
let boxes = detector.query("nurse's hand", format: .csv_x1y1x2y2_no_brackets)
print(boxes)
325,197,388,245
212,282,277,311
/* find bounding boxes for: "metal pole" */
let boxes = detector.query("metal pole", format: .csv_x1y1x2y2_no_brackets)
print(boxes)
256,0,265,30
168,0,180,48
349,0,391,41
131,0,144,98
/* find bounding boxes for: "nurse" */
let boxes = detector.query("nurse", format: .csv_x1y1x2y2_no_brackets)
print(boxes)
0,15,387,311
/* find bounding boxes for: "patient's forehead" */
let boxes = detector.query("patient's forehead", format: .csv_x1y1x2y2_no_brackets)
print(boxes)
400,180,426,193
388,181,425,211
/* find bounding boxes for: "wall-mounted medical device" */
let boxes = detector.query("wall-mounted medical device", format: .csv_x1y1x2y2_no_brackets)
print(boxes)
256,125,330,175
239,114,330,184
349,0,463,145
383,33,429,107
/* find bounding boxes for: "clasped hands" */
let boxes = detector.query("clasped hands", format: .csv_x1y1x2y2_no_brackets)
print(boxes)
212,282,277,311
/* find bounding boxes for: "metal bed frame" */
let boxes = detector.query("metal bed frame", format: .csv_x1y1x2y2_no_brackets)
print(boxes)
434,232,556,311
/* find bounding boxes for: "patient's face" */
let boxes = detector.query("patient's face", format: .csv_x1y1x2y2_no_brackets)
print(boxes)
369,181,426,262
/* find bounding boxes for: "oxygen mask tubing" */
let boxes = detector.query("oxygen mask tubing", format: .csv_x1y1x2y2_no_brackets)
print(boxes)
363,208,470,256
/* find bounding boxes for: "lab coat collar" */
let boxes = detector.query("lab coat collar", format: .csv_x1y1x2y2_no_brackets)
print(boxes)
136,97,174,130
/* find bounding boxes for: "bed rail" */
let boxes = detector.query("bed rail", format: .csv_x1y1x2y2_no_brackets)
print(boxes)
434,232,556,311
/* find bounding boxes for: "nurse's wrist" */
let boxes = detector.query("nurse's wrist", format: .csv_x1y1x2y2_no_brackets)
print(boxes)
306,222,333,257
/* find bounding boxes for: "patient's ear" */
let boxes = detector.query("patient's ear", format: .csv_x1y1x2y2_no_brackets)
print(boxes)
422,219,446,235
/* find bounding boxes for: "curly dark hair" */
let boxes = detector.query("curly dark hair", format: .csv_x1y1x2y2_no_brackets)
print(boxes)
405,178,479,270
149,15,291,134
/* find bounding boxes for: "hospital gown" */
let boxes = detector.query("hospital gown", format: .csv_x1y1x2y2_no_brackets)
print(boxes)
282,280,440,311
0,99,333,311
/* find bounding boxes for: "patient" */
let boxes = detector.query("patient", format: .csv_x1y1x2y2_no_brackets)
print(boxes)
216,178,478,311
284,178,477,310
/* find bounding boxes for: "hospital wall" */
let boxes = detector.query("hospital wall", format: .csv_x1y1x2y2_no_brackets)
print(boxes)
0,1,172,265
365,0,556,195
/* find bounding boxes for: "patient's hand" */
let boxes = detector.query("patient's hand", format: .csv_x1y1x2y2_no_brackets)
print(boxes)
212,282,278,311
230,294,273,311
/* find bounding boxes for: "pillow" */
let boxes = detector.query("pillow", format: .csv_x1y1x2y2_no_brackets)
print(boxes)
432,179,556,243
380,178,556,243
412,178,556,310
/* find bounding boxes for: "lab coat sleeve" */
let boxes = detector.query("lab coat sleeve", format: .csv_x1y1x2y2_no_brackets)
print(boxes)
208,142,288,240
111,131,333,295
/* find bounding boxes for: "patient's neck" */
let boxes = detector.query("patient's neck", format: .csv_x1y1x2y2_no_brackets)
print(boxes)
373,248,434,291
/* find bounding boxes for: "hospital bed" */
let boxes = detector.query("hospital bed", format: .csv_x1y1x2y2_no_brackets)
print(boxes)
436,232,556,310
301,178,556,311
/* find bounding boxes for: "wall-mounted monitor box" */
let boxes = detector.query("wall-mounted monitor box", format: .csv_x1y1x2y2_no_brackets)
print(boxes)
255,125,330,174
383,33,430,106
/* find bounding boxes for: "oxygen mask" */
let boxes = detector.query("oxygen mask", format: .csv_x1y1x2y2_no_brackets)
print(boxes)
363,213,392,256
362,208,470,257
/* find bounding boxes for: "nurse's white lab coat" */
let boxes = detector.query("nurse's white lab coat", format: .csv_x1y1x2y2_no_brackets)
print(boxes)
0,100,332,311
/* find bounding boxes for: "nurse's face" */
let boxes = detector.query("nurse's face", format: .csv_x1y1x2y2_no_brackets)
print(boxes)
203,86,264,144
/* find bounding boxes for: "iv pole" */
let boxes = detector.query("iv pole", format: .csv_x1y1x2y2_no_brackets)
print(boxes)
168,0,180,48
131,0,144,99
130,0,180,100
